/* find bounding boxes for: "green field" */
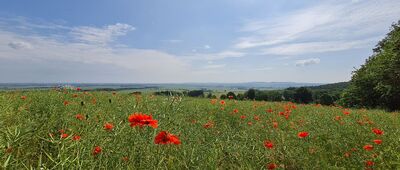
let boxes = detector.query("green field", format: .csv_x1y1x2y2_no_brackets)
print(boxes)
0,90,399,169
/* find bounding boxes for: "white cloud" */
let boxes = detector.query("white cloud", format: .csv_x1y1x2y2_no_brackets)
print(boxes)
262,38,377,55
204,45,211,49
235,0,400,55
70,23,135,45
8,41,33,50
204,64,226,69
295,58,320,67
185,50,245,62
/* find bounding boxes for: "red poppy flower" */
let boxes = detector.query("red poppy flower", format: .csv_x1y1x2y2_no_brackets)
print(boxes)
247,122,253,126
210,99,217,105
298,131,309,138
61,133,69,139
267,163,277,170
363,144,373,151
228,95,234,99
254,115,260,121
365,160,374,166
233,109,239,113
266,108,273,113
264,140,274,149
63,101,69,106
342,109,350,115
372,128,383,135
20,96,27,100
128,113,158,128
203,121,214,129
334,116,341,121
75,114,84,120
240,115,246,119
272,122,278,128
72,135,81,141
92,146,102,155
373,139,382,145
220,100,225,105
154,131,181,145
76,87,82,91
104,123,114,131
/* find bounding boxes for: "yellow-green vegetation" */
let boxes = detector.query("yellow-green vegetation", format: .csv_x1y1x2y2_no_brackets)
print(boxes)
0,90,399,169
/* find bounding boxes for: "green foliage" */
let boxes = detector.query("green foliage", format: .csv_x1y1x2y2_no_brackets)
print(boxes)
293,87,313,104
187,90,204,97
245,89,256,100
318,93,334,106
226,92,236,99
342,21,400,111
220,94,227,99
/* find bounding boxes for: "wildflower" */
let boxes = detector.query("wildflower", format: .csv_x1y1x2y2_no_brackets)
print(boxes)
61,133,69,139
373,139,382,145
75,114,84,120
220,100,226,105
363,144,373,151
264,140,274,149
76,87,82,91
254,115,260,121
64,101,69,106
247,122,253,126
20,96,27,100
272,122,278,128
210,99,217,105
334,116,341,121
203,121,214,129
343,109,350,115
154,131,181,145
298,131,309,138
372,128,383,135
72,135,81,141
267,163,277,170
365,160,374,166
128,113,158,128
228,95,234,100
104,123,114,131
92,146,102,155
233,109,239,113
72,94,78,98
240,115,246,119
266,108,273,113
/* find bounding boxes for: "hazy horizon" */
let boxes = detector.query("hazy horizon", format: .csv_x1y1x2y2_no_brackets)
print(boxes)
1,0,400,83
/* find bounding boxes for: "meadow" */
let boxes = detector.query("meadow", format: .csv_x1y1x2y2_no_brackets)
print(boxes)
0,89,399,169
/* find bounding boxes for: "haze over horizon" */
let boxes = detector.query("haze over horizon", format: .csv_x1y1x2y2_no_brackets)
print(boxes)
1,0,400,83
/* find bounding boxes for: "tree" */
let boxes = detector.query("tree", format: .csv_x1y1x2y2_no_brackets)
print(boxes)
319,93,334,106
245,89,256,100
220,94,227,99
341,21,400,111
226,92,236,99
187,90,204,97
293,87,313,104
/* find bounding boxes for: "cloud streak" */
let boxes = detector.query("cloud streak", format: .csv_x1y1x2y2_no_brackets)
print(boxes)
235,0,400,55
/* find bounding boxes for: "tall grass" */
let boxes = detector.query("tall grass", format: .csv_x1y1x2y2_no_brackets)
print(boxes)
0,90,399,169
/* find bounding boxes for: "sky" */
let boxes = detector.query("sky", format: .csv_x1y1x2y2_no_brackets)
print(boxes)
0,0,399,83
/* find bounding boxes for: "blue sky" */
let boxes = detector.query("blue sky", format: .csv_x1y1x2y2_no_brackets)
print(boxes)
0,0,399,83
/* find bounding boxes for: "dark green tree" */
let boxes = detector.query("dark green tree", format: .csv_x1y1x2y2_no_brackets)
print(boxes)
245,89,256,100
340,21,400,111
293,87,313,104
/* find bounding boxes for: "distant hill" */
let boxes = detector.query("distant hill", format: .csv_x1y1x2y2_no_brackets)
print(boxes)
0,82,322,91
307,82,350,91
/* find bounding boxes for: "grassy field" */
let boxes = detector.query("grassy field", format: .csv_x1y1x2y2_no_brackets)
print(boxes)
0,90,399,169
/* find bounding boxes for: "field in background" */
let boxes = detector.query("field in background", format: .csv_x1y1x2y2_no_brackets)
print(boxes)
0,90,399,169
